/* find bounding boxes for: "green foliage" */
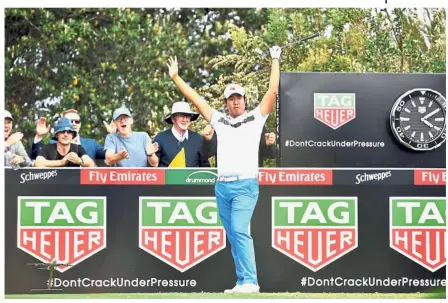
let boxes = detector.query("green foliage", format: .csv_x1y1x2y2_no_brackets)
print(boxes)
5,8,446,168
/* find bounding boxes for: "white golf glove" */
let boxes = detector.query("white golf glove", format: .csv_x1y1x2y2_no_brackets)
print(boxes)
269,45,282,60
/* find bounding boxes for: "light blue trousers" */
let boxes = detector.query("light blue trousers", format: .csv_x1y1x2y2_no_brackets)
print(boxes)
215,178,259,285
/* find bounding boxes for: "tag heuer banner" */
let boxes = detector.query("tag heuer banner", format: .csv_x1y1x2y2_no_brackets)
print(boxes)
278,72,446,168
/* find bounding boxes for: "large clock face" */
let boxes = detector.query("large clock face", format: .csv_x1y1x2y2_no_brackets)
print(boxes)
390,88,446,151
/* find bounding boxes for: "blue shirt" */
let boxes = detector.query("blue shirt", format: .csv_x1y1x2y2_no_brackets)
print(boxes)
104,132,150,167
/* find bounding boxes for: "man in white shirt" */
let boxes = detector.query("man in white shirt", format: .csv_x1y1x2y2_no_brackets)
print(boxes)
166,45,281,293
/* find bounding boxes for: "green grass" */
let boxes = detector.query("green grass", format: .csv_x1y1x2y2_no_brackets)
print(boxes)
4,292,446,299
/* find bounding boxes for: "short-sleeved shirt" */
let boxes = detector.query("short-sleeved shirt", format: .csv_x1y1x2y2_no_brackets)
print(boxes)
38,143,87,167
104,132,150,167
210,105,269,177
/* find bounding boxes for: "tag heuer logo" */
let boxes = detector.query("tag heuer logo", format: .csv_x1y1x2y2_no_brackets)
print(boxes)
139,197,226,272
390,197,446,272
314,93,356,129
272,197,358,272
17,196,107,273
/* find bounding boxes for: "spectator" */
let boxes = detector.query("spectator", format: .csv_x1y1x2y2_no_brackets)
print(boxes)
35,118,95,167
4,110,33,168
154,101,210,167
104,106,159,167
29,108,115,162
201,123,277,167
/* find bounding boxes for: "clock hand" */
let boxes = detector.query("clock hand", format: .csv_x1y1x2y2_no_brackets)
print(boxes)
421,108,440,120
422,119,434,128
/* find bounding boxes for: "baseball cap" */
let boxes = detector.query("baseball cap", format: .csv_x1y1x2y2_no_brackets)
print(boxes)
4,110,13,121
113,107,132,120
224,84,245,100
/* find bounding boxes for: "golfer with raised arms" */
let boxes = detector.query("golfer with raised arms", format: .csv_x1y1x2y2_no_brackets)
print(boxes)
167,45,281,294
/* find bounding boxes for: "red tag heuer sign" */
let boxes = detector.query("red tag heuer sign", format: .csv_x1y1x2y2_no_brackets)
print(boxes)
390,197,446,272
17,196,107,273
314,93,356,129
272,197,358,271
139,197,226,272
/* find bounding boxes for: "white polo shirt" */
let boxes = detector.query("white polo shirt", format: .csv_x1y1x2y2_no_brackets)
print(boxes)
210,105,269,178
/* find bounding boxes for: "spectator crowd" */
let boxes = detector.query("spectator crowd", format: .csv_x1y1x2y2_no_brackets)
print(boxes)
4,87,278,169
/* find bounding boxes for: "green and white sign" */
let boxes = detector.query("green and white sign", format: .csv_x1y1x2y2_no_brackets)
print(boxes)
272,197,358,271
17,196,107,273
390,197,446,272
314,93,356,129
139,197,225,272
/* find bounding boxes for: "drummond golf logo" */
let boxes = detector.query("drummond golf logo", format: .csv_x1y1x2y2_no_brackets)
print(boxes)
186,170,218,184
390,197,446,272
139,197,226,272
17,196,107,273
314,93,356,129
165,169,218,185
272,197,358,271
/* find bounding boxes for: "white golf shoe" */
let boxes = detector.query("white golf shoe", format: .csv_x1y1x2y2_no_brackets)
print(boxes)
224,283,260,294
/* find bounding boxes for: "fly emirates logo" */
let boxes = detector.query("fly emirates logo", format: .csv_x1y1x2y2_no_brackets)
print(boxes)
81,169,165,185
258,169,333,185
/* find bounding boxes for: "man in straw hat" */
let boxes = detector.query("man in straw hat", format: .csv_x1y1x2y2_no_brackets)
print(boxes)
153,101,210,167
35,118,95,167
166,44,282,293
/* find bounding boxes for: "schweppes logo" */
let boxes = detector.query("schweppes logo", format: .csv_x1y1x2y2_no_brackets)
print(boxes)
139,197,226,272
272,197,358,271
17,196,107,273
390,197,446,272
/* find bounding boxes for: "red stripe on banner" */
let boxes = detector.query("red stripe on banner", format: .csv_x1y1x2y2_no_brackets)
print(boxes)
414,169,446,186
258,169,333,185
81,169,165,185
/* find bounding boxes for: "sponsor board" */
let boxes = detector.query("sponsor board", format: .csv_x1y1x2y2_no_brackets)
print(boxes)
333,170,413,185
390,197,446,272
389,197,446,272
314,93,356,129
165,169,218,185
414,169,446,186
139,197,226,272
259,169,332,185
272,197,358,271
80,169,165,185
17,196,107,273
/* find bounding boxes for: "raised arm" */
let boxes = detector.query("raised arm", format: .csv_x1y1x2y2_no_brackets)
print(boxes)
167,56,213,122
259,46,282,117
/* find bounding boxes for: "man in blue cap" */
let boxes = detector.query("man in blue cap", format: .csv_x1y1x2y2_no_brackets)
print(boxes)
104,106,159,167
34,118,95,167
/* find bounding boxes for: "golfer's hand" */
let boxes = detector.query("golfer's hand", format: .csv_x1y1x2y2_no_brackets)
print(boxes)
201,125,214,141
167,56,179,79
269,45,281,60
265,132,276,146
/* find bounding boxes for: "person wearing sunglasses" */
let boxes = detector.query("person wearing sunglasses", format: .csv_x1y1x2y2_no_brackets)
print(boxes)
34,118,95,167
29,108,115,164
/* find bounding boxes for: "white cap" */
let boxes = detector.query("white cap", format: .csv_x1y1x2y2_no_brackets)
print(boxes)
5,110,13,121
224,84,245,99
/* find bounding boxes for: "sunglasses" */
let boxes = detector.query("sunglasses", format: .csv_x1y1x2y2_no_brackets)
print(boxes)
70,119,81,124
60,130,74,134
